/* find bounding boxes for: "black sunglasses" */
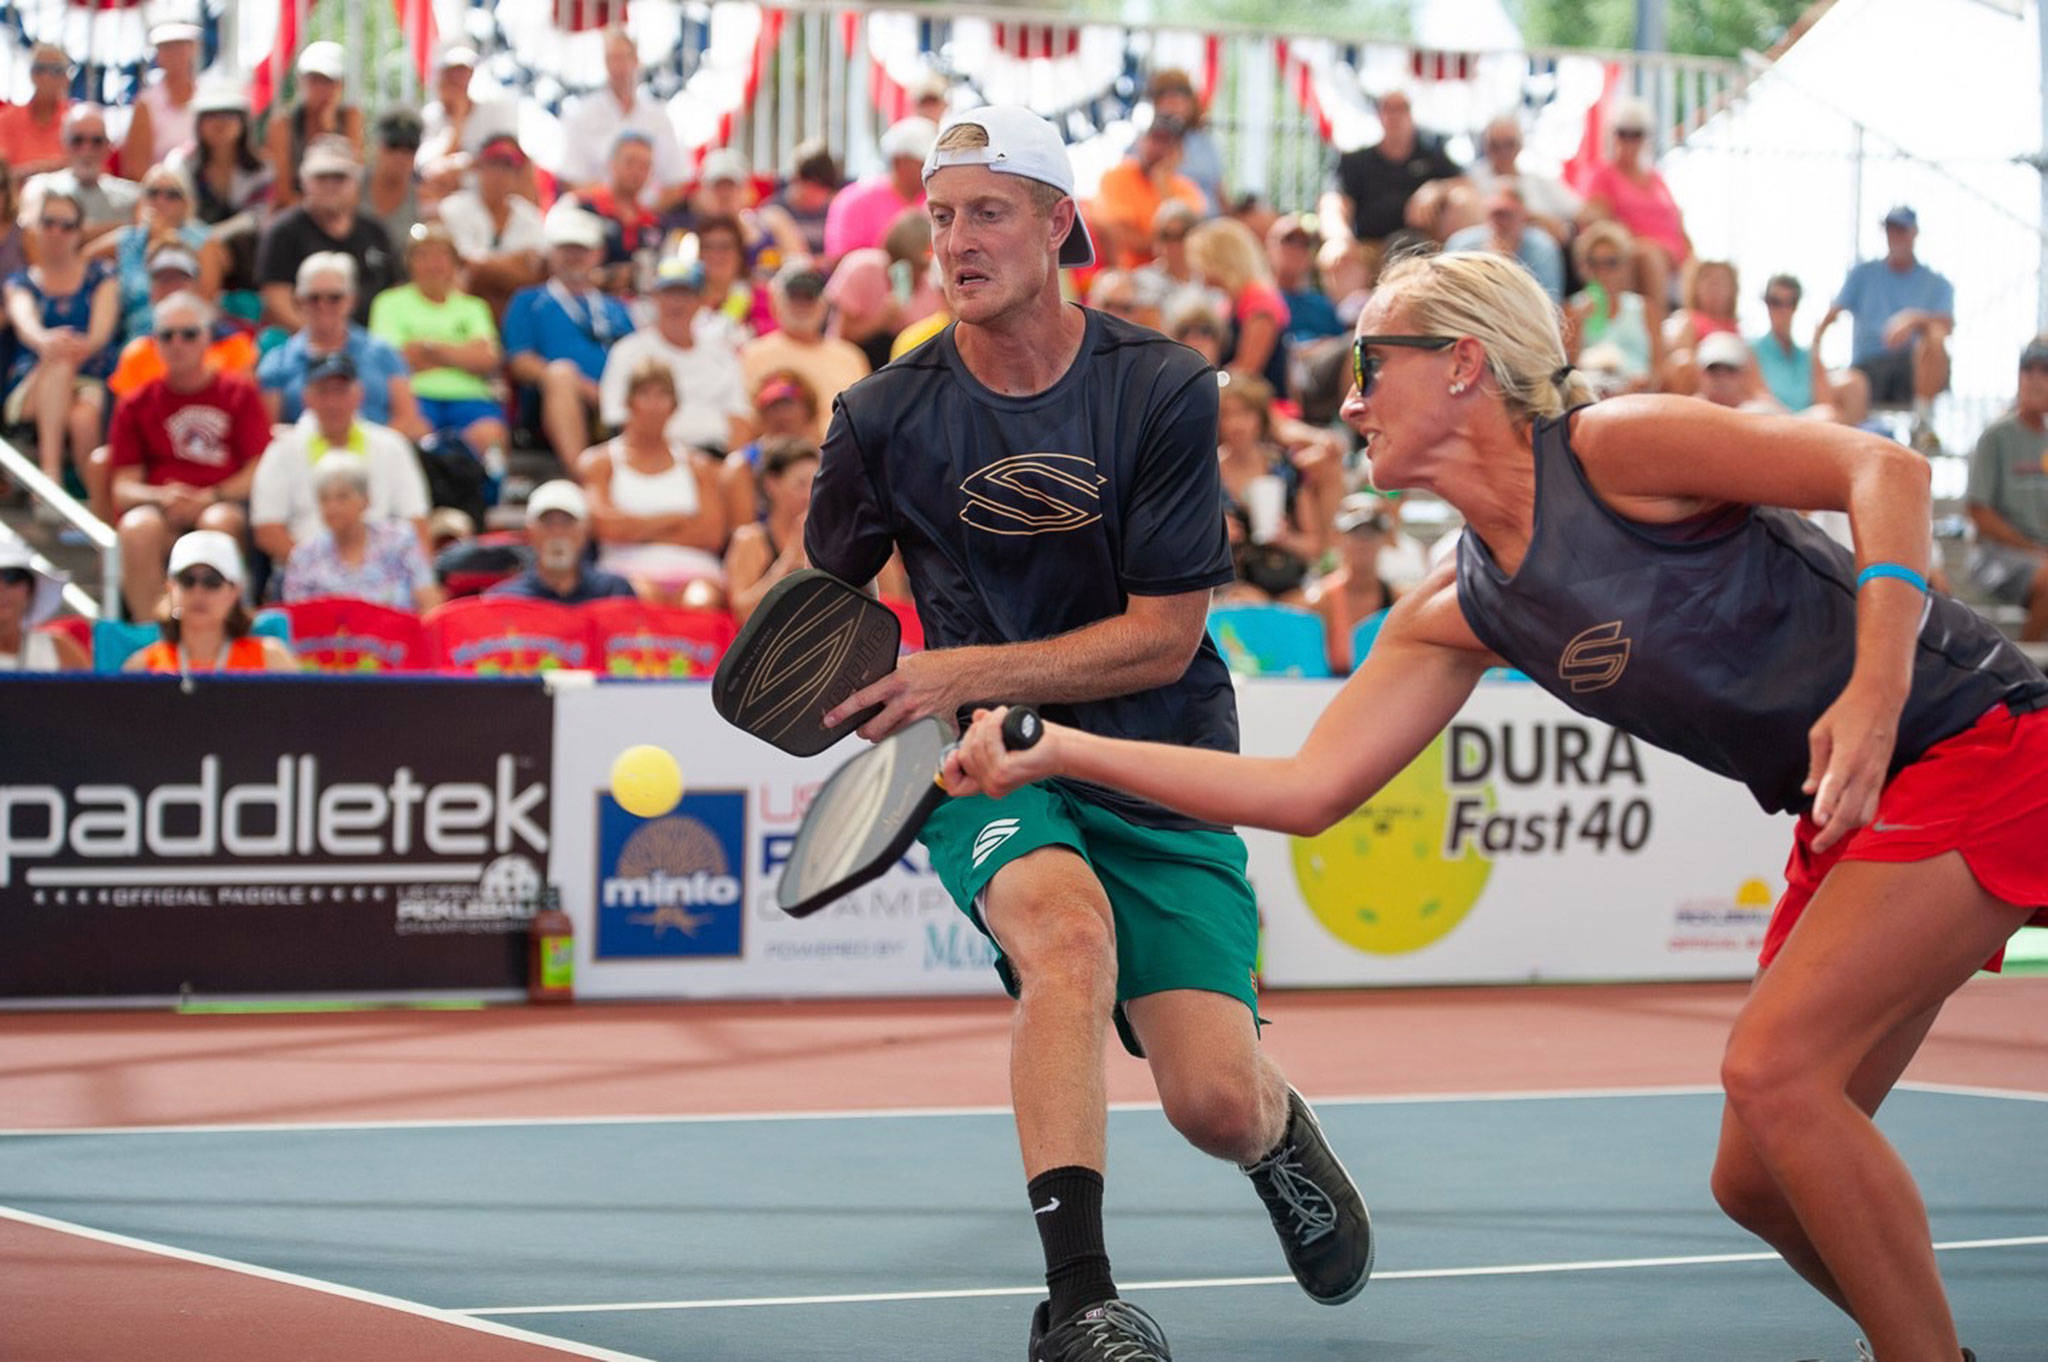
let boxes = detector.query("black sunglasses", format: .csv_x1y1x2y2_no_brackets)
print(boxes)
301,291,349,304
174,568,229,590
1614,127,1647,140
146,185,187,200
31,62,69,77
1764,294,1798,308
67,133,108,148
156,326,203,343
0,567,35,588
1352,335,1456,395
39,216,80,231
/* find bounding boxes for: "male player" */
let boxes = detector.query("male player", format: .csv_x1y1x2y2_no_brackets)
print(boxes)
805,106,1371,1361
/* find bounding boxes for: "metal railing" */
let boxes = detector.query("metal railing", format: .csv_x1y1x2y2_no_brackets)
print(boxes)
0,436,119,621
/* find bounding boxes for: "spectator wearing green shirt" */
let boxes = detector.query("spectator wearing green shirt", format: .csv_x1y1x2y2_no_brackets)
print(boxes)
1965,337,2048,641
368,223,506,459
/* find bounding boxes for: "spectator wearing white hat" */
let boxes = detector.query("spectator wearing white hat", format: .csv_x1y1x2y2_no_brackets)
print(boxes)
266,39,364,212
0,44,74,179
124,529,296,673
107,290,269,618
503,206,634,464
119,20,205,177
254,136,398,329
165,81,273,227
418,45,512,193
0,540,85,671
823,117,935,259
22,105,140,244
485,479,637,604
660,148,803,290
556,27,687,205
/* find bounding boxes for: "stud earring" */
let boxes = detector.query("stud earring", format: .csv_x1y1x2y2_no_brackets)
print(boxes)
1449,381,1466,396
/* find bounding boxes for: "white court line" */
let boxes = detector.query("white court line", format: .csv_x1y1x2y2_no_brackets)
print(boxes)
0,1085,1731,1139
0,1203,655,1362
1897,1080,2048,1104
455,1235,2048,1317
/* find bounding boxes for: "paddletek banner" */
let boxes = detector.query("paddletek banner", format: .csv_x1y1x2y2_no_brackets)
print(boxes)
0,677,553,1000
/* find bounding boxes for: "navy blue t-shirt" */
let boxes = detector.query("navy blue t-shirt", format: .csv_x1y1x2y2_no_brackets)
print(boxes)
486,566,637,604
806,307,1240,830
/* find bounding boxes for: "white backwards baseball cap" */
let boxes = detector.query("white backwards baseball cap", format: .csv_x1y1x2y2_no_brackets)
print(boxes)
922,105,1095,268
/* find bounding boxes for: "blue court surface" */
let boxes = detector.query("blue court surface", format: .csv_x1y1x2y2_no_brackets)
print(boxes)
2,1084,2042,1361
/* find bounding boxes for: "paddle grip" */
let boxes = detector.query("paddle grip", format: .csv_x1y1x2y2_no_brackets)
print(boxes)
1001,706,1043,752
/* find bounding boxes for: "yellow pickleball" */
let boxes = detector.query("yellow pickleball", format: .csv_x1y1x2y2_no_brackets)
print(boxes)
610,744,684,819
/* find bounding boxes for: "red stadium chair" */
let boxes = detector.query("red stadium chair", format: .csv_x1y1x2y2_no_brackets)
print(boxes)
421,596,591,674
882,595,925,654
281,597,427,673
580,597,737,678
38,615,92,667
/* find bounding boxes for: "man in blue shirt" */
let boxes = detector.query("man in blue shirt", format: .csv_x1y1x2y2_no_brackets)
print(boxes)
1815,205,1953,446
485,479,635,603
502,206,634,465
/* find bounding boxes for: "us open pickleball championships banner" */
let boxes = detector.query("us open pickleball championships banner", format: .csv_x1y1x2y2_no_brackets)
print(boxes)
1241,679,1791,988
0,677,554,1001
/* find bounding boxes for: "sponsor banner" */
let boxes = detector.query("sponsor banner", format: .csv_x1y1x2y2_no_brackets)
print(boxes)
1243,679,1787,987
551,685,1005,1000
0,677,553,1000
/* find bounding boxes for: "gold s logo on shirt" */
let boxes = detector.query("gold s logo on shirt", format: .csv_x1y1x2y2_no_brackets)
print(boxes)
1559,620,1632,693
959,454,1107,536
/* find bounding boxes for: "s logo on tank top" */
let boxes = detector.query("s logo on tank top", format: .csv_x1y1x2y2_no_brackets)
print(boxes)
958,453,1107,537
1559,620,1633,693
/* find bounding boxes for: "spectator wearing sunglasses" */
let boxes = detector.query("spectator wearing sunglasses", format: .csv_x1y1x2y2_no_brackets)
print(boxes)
87,162,209,344
0,539,86,671
125,529,296,674
1564,221,1653,397
0,44,74,179
21,105,140,245
256,252,424,439
106,290,269,619
1750,273,1868,425
254,135,398,330
1463,114,1580,249
106,244,259,401
165,82,273,228
4,184,118,494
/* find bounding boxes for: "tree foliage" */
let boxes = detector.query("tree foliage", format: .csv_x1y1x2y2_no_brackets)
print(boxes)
1511,0,1814,58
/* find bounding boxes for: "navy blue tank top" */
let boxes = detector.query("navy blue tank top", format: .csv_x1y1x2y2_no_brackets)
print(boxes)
1455,410,2048,814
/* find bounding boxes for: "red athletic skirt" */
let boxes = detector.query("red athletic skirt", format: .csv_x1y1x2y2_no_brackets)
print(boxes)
1763,703,2048,970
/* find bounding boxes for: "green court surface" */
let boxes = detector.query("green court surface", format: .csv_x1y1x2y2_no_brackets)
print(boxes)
3,1085,2043,1360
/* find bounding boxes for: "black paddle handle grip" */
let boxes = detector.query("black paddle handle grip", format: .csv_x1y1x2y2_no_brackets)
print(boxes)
1001,706,1043,751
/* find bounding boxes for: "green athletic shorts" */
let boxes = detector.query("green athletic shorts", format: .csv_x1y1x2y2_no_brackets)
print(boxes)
920,780,1262,1057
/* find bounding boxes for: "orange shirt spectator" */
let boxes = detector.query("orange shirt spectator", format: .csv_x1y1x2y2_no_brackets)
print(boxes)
1094,117,1205,269
0,45,74,177
109,324,258,399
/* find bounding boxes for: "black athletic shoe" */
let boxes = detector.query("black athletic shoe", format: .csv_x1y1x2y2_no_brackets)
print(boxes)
1028,1299,1171,1361
1241,1086,1373,1305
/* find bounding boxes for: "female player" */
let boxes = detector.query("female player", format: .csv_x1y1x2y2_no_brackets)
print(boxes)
947,250,2047,1362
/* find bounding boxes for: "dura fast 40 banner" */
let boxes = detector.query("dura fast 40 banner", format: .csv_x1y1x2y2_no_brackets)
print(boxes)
1243,678,1790,987
0,677,554,1000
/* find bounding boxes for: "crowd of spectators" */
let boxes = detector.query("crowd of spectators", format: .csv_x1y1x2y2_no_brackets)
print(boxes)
0,26,2027,677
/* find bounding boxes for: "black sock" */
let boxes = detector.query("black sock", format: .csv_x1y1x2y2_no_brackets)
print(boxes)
1029,1166,1116,1324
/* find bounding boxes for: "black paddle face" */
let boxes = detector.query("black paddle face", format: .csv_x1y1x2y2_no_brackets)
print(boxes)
712,570,902,757
778,716,953,917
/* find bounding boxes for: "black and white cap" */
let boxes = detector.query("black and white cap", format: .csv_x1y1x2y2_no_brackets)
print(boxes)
922,105,1095,268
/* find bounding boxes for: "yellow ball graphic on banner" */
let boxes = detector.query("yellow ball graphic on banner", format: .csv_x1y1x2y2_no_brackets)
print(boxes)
1290,733,1493,955
610,745,684,819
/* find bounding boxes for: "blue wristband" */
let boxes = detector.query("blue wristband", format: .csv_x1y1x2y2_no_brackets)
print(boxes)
1856,563,1929,593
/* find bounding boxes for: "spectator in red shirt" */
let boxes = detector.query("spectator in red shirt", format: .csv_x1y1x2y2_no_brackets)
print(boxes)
574,131,663,296
1187,216,1289,388
107,290,271,618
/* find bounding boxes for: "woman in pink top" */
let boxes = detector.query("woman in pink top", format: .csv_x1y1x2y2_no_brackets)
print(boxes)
1661,258,1744,393
1582,97,1692,361
1187,217,1289,387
